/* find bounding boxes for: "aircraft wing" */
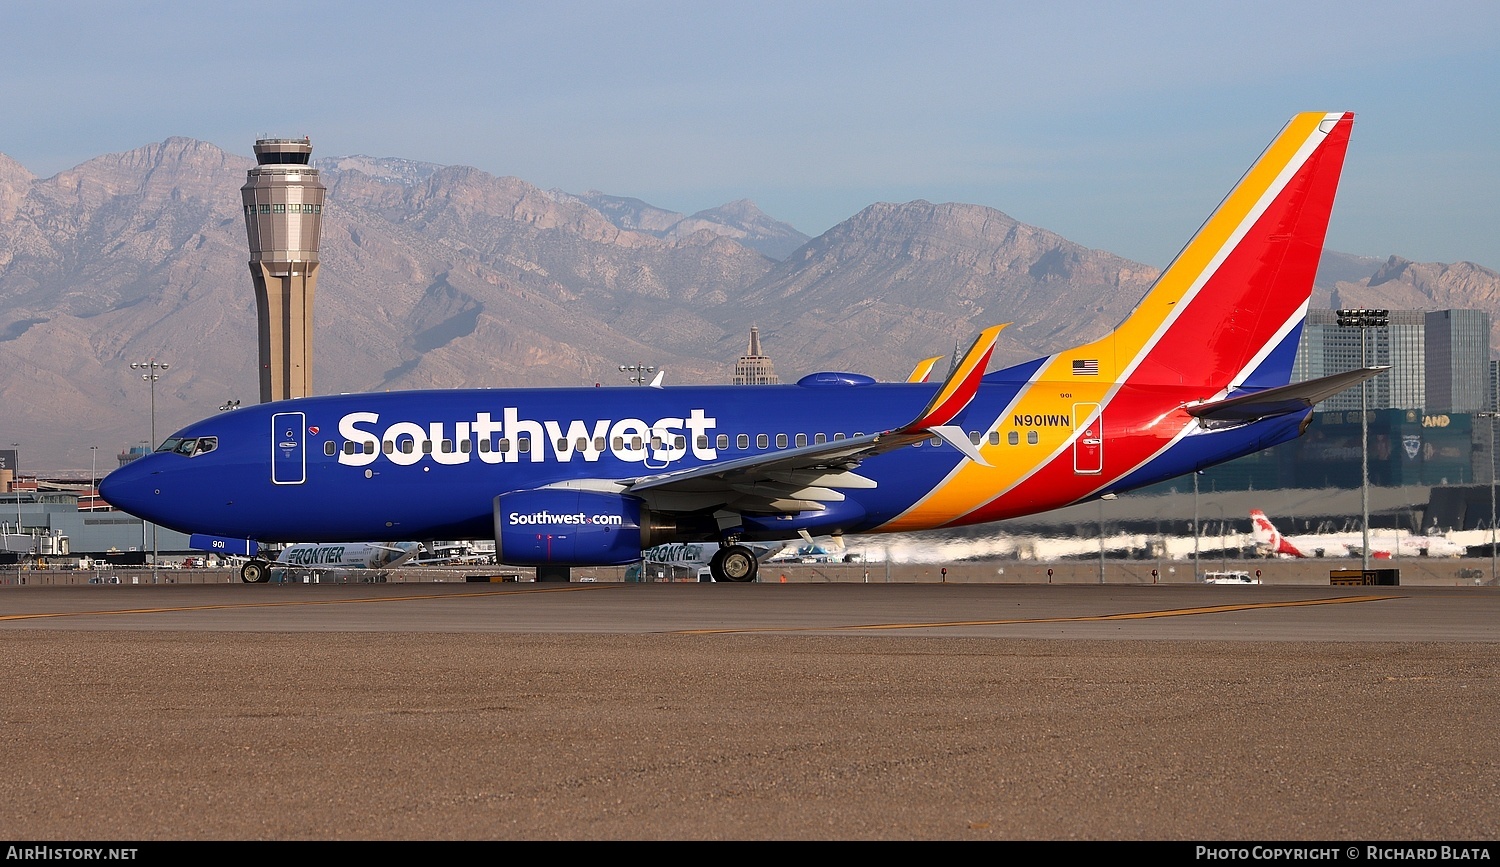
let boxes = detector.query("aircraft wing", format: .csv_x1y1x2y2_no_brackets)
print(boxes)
625,429,901,512
1186,367,1388,425
622,325,1005,514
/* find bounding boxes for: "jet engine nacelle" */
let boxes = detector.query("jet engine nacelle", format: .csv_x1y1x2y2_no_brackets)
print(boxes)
493,489,646,566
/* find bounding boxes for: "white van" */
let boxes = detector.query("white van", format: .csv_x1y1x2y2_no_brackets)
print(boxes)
1202,570,1258,584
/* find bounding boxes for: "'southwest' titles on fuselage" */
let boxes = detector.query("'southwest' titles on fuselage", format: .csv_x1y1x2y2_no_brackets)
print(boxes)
335,407,719,465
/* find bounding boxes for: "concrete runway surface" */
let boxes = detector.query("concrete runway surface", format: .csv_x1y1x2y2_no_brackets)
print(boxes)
2,582,1498,841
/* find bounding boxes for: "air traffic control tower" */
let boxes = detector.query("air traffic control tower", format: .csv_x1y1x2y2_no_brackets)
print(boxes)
240,137,326,403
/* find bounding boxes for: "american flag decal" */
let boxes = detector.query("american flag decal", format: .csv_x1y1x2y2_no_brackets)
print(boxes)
1072,359,1099,375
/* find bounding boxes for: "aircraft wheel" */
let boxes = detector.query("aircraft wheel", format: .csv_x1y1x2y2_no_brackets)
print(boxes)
240,560,268,584
712,545,758,583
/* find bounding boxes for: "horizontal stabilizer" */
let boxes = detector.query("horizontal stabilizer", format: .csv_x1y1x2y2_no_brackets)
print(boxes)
1186,367,1388,424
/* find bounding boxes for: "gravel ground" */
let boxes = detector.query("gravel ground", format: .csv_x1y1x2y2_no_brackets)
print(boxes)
2,632,1497,841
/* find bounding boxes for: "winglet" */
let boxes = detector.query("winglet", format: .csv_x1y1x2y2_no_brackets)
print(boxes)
906,324,1006,429
906,356,944,383
649,370,665,388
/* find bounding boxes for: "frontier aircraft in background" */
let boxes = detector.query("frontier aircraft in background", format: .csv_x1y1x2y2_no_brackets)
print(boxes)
258,540,422,583
102,112,1378,584
629,540,788,582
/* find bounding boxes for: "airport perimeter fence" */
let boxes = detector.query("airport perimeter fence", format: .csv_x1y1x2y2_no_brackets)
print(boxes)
3,558,1498,587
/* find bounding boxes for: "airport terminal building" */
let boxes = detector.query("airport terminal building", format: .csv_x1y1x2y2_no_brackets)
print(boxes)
1152,407,1478,493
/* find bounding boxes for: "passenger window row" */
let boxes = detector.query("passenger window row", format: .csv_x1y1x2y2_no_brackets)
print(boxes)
322,427,1045,457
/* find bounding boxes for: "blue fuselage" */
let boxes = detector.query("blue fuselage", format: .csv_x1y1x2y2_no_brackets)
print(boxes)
100,368,1307,552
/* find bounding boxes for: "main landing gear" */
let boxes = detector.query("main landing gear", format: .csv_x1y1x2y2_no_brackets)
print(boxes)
709,544,758,583
240,559,269,584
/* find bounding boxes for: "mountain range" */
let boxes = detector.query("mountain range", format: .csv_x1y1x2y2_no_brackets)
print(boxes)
1,137,1497,474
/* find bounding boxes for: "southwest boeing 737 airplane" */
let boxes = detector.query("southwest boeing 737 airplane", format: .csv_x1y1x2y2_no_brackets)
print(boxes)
101,112,1378,584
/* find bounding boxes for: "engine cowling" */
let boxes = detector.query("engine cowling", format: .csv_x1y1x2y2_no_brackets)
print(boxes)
493,489,647,565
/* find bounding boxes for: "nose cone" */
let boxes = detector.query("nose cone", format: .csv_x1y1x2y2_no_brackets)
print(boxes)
98,458,161,522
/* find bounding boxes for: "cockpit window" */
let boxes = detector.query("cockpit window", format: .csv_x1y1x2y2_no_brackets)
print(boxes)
167,436,218,457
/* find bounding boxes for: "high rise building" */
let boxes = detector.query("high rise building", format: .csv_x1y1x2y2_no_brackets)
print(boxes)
1424,309,1491,413
732,326,779,385
241,137,326,403
1296,309,1424,411
1296,308,1492,414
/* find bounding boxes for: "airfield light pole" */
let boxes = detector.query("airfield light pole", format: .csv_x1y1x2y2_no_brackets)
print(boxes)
619,364,655,386
1336,309,1387,572
1216,505,1229,572
1482,406,1500,585
1097,493,1117,584
10,443,18,533
1192,472,1201,581
90,446,98,510
130,359,169,582
1098,498,1105,584
10,443,19,578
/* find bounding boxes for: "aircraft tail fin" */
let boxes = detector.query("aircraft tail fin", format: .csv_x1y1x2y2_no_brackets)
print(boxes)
1250,509,1306,558
1086,112,1354,395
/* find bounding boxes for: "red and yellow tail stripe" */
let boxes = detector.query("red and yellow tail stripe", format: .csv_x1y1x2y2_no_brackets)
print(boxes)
881,112,1355,531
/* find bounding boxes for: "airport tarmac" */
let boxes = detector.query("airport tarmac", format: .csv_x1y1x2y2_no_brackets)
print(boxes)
2,581,1497,841
8,551,1499,587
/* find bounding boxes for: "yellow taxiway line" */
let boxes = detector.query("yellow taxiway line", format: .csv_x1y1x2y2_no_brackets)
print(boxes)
674,594,1402,634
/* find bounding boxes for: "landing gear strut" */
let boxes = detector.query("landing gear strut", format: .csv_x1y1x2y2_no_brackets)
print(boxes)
710,545,758,583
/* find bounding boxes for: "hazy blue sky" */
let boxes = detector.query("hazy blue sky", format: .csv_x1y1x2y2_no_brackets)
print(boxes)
6,1,1497,269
